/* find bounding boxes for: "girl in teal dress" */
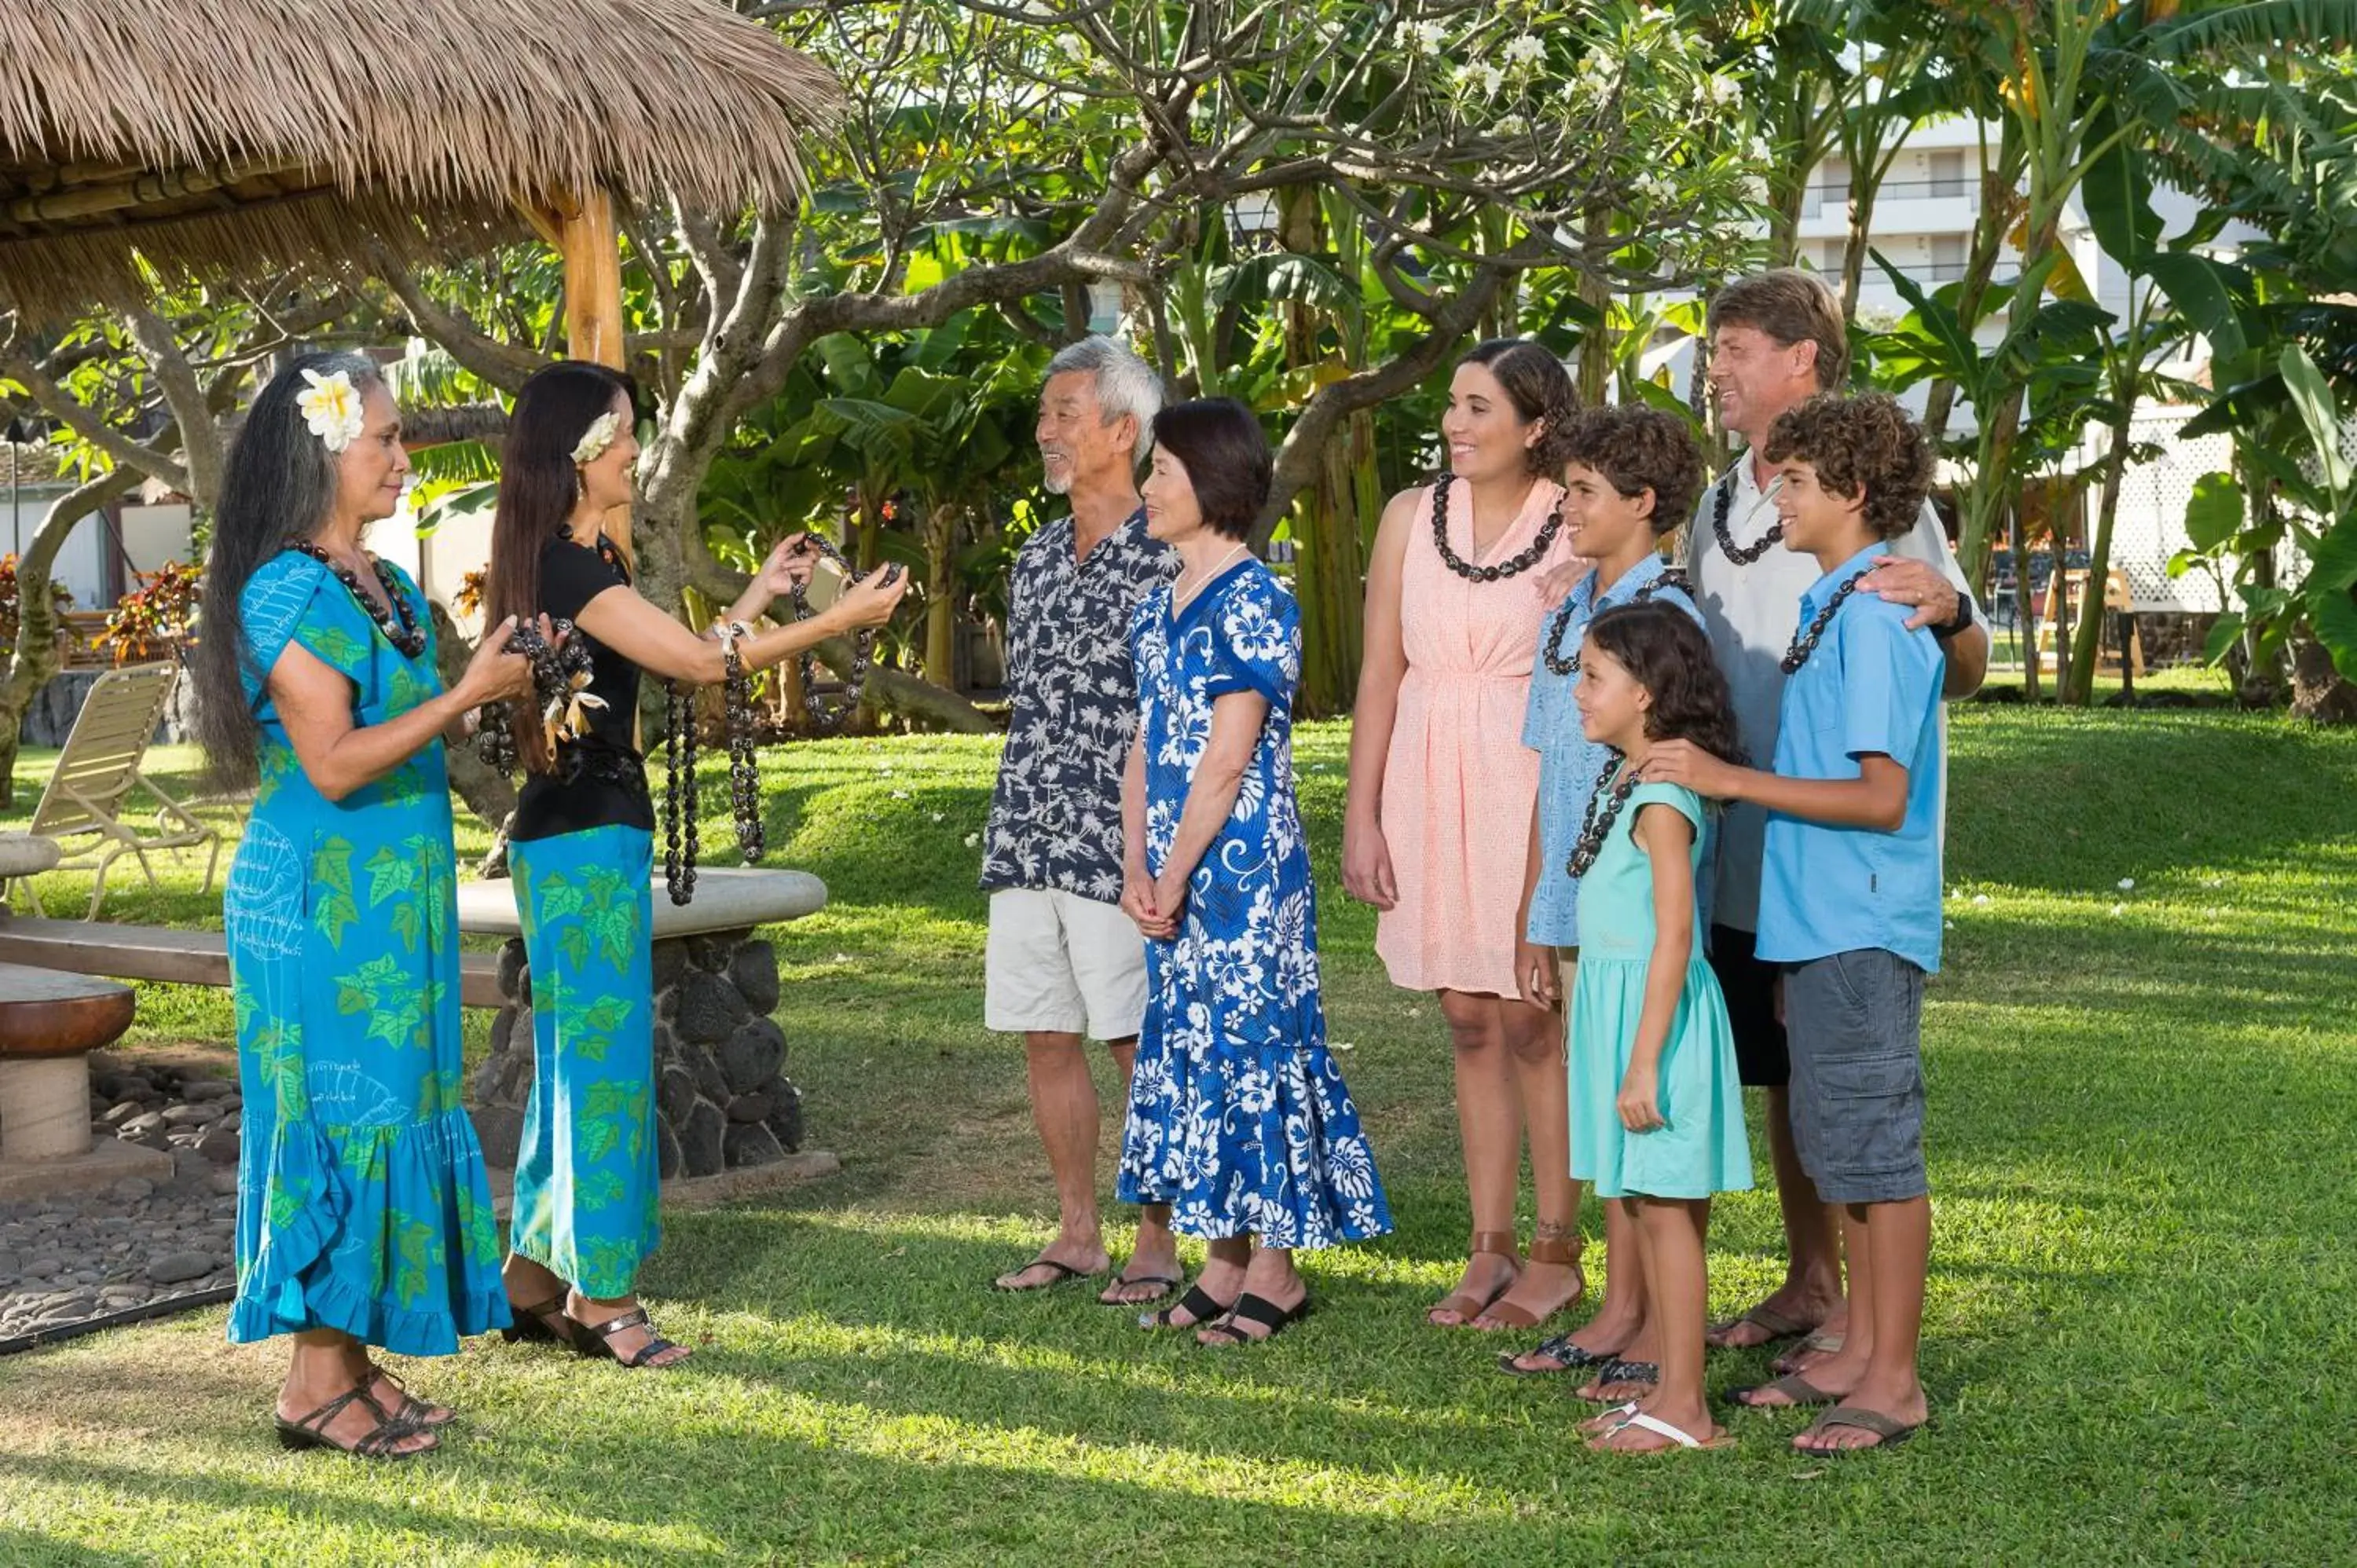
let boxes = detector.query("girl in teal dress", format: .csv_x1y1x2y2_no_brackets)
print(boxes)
482,362,907,1369
1563,600,1753,1454
194,354,536,1460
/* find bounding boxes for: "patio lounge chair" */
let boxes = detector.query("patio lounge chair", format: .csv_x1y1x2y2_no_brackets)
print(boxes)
22,661,220,919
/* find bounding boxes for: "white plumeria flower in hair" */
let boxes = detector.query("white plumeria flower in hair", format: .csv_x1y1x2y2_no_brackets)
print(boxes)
297,370,367,453
572,411,621,467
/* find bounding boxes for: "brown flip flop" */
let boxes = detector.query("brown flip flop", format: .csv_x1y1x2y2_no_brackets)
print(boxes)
1796,1405,1923,1453
1733,1372,1839,1409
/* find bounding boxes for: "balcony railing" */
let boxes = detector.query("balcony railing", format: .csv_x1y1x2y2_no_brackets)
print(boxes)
1810,175,1979,212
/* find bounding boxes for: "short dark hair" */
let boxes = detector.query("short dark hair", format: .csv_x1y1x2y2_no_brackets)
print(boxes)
1459,338,1575,477
1709,269,1849,391
1763,393,1934,542
1556,406,1705,538
1150,397,1270,540
1584,601,1747,767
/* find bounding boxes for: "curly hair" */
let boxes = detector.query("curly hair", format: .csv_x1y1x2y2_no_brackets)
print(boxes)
1459,338,1575,477
1585,601,1747,768
1763,392,1934,541
1556,405,1706,537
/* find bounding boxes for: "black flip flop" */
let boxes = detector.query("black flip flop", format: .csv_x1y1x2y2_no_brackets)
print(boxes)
1098,1273,1182,1307
1571,1357,1660,1401
1141,1283,1234,1330
990,1258,1099,1293
1497,1332,1622,1378
1197,1291,1310,1348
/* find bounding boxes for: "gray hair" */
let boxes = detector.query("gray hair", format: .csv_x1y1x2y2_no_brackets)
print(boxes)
1046,335,1162,465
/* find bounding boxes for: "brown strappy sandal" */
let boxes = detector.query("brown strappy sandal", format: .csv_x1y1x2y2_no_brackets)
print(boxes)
274,1385,434,1460
1473,1229,1586,1330
500,1291,586,1352
1427,1229,1521,1327
363,1359,457,1429
575,1306,692,1369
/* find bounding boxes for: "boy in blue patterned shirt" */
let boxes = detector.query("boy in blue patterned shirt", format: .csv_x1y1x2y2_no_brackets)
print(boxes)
1642,394,1943,1454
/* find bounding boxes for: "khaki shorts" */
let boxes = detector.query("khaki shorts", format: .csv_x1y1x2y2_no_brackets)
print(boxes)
984,888,1148,1040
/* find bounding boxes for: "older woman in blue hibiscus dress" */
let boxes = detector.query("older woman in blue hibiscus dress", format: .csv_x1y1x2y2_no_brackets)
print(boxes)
1116,398,1391,1348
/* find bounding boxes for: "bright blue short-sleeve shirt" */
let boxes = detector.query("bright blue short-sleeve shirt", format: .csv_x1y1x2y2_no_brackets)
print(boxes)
1755,544,1947,974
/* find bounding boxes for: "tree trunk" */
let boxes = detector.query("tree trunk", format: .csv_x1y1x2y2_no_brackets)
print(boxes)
2064,420,2132,705
923,500,958,689
0,472,139,808
2008,503,2038,700
1295,409,1372,718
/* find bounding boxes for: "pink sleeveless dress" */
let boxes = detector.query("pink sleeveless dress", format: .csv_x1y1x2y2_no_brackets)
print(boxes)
1376,478,1574,998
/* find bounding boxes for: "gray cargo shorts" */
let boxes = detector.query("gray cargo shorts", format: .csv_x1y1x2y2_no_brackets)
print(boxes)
1783,948,1928,1205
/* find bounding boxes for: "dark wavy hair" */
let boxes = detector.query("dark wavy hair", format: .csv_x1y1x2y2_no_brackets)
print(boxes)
1556,405,1706,539
1150,397,1270,541
1585,601,1747,769
483,359,638,774
189,350,387,789
1764,392,1934,541
1457,338,1575,477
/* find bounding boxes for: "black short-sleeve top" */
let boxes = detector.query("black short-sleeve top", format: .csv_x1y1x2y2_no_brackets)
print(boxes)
510,533,654,843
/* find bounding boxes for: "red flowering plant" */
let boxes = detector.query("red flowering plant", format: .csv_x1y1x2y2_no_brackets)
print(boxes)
0,551,77,647
97,559,202,665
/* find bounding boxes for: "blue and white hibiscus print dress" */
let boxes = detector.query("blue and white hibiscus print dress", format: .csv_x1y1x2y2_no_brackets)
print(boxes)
1115,558,1391,1248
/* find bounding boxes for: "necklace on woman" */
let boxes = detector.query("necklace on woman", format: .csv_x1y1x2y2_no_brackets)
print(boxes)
1171,543,1249,613
1782,569,1872,673
290,540,427,658
783,533,883,735
1566,761,1640,878
1431,472,1564,583
1540,568,1694,677
664,618,770,907
1711,464,1786,566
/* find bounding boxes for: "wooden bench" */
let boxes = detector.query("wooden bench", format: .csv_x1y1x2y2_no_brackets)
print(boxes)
0,916,505,1009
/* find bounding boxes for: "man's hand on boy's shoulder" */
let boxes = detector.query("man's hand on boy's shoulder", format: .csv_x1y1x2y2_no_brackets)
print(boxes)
1860,555,1960,633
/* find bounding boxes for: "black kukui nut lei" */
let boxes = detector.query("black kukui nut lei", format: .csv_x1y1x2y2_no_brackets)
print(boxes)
783,533,894,733
1429,472,1564,584
291,541,427,658
1781,569,1871,674
1566,762,1640,880
1540,569,1693,678
1711,465,1784,566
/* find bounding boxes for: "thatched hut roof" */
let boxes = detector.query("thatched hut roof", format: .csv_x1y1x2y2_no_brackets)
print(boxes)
0,0,841,319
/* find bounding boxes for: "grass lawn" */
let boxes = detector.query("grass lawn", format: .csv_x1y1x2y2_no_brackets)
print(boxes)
4,707,2355,1564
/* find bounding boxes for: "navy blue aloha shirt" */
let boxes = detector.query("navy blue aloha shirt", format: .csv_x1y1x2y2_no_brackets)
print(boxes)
981,508,1178,903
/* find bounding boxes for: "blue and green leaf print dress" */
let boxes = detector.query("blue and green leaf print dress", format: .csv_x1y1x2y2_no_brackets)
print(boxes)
1116,560,1391,1248
224,551,507,1355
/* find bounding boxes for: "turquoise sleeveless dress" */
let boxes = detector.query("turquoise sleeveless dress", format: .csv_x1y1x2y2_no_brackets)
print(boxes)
1567,777,1754,1201
222,551,508,1354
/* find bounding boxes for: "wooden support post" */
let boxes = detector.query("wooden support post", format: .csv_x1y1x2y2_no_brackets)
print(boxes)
524,186,632,552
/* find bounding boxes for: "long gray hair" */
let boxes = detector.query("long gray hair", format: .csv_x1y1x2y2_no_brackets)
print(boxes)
189,350,387,788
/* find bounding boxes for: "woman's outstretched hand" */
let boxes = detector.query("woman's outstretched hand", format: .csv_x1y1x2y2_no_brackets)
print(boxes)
831,563,911,630
757,533,819,598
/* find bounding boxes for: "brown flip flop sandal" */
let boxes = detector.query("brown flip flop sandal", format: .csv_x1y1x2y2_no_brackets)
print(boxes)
1428,1229,1521,1326
1733,1372,1840,1409
1707,1302,1814,1348
1472,1232,1585,1330
1796,1405,1923,1453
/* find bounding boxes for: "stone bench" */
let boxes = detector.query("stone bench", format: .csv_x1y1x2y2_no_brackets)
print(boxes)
0,962,174,1200
453,868,827,1182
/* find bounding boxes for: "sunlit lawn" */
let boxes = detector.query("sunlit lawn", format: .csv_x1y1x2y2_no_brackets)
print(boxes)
3,702,2355,1564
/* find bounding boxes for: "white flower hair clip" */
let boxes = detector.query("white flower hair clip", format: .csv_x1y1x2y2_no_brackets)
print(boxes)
296,370,367,453
572,411,621,467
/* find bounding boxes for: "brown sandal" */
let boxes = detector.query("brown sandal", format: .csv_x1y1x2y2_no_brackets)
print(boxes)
576,1306,691,1369
1473,1231,1586,1330
274,1385,433,1460
1427,1229,1521,1326
364,1359,456,1429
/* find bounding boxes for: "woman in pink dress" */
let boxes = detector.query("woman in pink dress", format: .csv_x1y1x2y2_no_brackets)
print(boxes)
1344,339,1585,1329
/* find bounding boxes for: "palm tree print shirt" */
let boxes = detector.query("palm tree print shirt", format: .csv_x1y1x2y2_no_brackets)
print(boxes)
981,508,1178,903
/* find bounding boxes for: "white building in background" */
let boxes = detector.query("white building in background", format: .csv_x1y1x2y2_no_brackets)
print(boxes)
1650,115,2249,622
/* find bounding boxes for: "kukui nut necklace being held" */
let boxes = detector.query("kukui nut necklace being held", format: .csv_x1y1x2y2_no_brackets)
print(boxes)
1711,463,1786,566
291,541,427,659
1541,567,1693,677
783,533,890,733
1566,760,1640,879
1781,570,1872,674
1429,472,1564,582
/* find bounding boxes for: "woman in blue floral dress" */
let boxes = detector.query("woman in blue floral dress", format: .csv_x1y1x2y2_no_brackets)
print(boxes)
1116,398,1391,1347
193,354,536,1459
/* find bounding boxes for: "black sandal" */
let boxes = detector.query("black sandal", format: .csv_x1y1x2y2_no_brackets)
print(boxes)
1099,1273,1182,1308
500,1291,583,1350
1197,1292,1310,1348
1140,1283,1235,1331
1496,1332,1622,1378
990,1257,1099,1293
364,1359,456,1429
275,1386,432,1460
575,1306,691,1369
1571,1357,1661,1401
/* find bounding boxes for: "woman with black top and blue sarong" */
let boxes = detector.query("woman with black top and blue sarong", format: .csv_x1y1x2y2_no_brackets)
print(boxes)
482,361,907,1368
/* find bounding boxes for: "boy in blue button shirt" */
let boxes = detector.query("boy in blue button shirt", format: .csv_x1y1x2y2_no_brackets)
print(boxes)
1642,393,1942,1454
